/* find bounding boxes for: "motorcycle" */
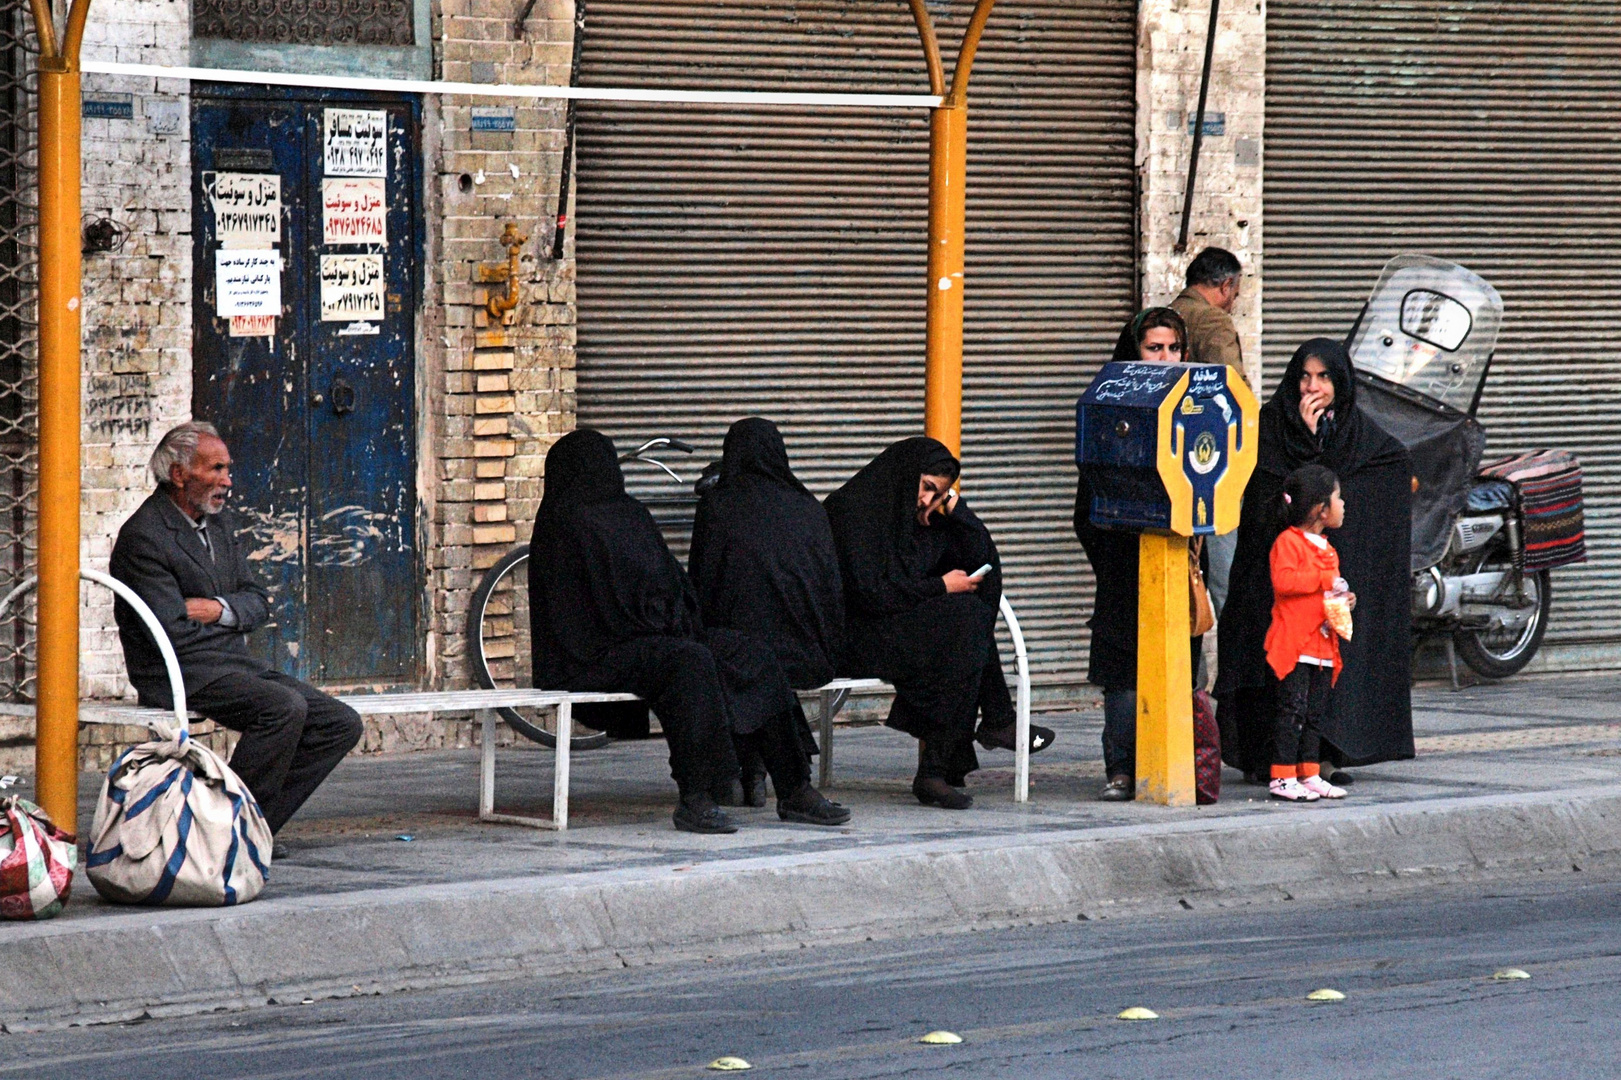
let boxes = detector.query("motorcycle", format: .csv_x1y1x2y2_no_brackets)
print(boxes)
1346,255,1586,680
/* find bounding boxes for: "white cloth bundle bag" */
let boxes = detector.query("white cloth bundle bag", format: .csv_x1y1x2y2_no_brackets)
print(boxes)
87,725,272,906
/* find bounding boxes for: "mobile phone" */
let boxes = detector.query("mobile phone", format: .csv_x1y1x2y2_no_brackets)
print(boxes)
969,563,993,580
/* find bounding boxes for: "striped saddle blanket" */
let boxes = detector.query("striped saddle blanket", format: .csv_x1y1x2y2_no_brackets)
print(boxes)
1478,450,1587,571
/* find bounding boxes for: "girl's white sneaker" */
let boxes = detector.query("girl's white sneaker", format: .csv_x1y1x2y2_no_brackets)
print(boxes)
1269,777,1321,802
1300,775,1347,799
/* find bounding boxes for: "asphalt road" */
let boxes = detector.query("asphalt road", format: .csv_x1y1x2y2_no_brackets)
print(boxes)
8,869,1620,1080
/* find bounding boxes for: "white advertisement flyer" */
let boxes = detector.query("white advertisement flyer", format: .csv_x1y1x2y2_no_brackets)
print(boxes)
320,254,385,322
229,315,276,338
215,249,282,317
323,109,388,177
322,177,387,244
208,172,281,246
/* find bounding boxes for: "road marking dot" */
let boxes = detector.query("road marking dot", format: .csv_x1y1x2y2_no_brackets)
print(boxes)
1493,968,1531,981
919,1030,963,1045
708,1057,751,1071
1117,1007,1159,1021
1307,989,1345,1002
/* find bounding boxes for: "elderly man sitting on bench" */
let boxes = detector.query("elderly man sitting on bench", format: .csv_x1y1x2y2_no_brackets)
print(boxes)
109,421,362,835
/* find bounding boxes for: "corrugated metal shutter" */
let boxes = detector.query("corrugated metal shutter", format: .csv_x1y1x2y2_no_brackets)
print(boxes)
575,0,1137,685
1266,1,1621,648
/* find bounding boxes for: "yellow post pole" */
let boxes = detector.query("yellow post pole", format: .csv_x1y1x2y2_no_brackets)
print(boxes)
30,0,91,831
924,104,966,457
910,0,995,459
1135,532,1195,806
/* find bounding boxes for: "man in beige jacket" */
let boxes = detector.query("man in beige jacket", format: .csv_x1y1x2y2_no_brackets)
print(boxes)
1171,247,1244,370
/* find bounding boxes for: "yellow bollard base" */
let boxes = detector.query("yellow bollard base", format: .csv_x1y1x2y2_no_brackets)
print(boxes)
1134,532,1195,807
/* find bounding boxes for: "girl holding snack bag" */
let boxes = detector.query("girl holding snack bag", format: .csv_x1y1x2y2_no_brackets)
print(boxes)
1264,464,1355,802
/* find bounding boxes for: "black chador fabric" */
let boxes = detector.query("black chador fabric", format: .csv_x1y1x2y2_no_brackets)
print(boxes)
824,437,1014,780
1215,338,1415,769
689,417,845,690
528,430,802,793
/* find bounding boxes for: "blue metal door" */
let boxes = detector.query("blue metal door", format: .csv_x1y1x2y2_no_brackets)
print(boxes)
191,90,420,686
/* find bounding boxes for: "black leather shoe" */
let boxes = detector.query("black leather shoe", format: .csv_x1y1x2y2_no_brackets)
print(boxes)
1098,775,1134,802
913,776,973,810
674,796,738,834
976,722,1057,754
777,785,851,826
1327,770,1354,786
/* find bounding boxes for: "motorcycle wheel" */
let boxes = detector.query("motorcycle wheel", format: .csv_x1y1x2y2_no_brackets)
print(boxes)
1452,549,1551,680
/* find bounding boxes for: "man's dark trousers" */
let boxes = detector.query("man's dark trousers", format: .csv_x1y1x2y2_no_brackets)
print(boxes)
190,671,362,833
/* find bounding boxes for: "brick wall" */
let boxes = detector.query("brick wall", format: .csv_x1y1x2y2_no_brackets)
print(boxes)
1136,0,1265,390
427,0,576,699
77,0,193,700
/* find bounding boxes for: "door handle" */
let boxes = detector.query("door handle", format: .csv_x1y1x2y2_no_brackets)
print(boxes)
331,378,356,416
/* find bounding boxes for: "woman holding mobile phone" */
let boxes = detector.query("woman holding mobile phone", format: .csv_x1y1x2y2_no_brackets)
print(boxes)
826,438,1056,810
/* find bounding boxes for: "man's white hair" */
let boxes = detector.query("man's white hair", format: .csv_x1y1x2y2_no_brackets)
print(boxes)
149,421,222,487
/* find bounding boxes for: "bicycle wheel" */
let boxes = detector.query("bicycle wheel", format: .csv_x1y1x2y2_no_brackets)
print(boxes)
466,544,610,751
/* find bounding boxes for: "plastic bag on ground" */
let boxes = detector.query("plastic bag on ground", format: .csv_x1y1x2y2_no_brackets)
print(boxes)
0,796,78,919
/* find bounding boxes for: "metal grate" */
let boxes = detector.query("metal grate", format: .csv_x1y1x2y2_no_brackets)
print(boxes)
0,0,36,703
192,0,414,47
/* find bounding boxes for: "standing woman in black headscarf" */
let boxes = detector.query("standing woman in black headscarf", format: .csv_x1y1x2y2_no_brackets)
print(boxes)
1216,339,1414,780
689,417,844,803
528,429,850,833
1074,308,1208,801
826,437,1056,810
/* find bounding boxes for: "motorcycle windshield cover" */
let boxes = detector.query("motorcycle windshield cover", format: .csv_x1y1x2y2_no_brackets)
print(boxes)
1356,376,1485,571
1347,255,1503,415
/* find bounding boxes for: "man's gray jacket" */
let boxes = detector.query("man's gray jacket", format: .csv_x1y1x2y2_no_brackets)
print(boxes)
109,491,271,707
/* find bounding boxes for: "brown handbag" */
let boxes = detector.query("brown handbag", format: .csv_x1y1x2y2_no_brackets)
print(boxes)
1188,536,1216,637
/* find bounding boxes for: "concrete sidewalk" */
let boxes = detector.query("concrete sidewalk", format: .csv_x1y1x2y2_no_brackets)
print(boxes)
3,672,1620,1030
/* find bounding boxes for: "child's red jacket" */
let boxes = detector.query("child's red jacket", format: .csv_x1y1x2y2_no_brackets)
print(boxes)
1264,526,1342,684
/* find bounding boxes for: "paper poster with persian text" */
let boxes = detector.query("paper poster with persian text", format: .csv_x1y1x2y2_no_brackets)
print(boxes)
229,315,276,338
215,250,282,317
320,254,385,322
208,173,281,247
323,109,387,178
322,177,386,244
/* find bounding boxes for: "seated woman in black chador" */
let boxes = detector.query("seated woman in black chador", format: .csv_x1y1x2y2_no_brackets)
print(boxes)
825,437,1056,810
689,418,843,804
527,429,850,834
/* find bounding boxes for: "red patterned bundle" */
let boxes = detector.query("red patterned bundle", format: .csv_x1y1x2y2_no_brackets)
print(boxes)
1479,450,1587,571
0,796,78,920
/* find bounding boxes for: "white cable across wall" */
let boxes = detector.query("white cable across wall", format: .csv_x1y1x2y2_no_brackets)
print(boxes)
80,59,943,110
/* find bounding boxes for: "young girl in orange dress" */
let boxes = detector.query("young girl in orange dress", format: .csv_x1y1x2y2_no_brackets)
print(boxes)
1265,464,1356,802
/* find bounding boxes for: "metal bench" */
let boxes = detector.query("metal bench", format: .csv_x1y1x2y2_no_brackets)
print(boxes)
0,575,1033,832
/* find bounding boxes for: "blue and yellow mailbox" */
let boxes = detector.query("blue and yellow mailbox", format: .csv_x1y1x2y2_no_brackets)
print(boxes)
1076,363,1259,805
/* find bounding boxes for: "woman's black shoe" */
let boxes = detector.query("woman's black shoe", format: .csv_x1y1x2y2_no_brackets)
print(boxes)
674,795,738,834
1327,770,1354,786
777,785,851,826
976,722,1057,754
913,776,973,810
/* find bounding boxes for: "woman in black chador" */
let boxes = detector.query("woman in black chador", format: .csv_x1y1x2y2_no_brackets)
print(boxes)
689,418,843,803
527,429,850,834
1216,339,1415,780
825,437,1056,810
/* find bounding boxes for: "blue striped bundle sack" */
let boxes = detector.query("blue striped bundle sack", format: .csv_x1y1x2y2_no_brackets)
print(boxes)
86,727,272,906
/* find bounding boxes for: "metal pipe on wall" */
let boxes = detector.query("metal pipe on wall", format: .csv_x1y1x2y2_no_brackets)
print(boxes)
1176,0,1221,254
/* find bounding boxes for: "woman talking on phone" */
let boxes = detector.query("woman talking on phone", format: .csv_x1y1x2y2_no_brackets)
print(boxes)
826,437,1056,809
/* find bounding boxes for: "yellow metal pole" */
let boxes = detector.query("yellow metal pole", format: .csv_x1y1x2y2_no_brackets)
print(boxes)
912,0,995,459
1135,532,1195,806
924,104,966,457
31,0,90,831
